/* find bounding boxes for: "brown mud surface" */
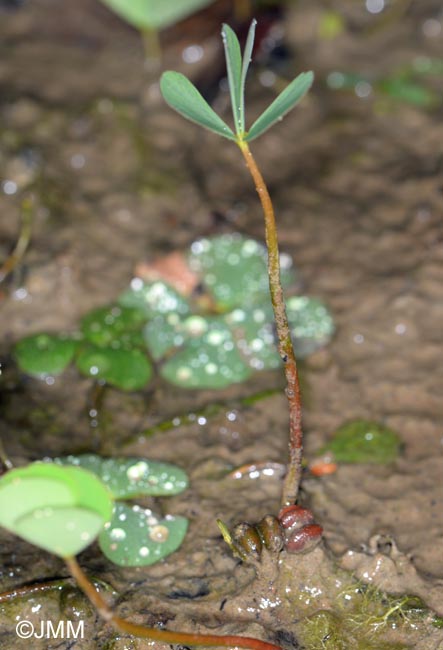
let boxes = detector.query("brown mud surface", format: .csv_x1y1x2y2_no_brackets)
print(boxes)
0,1,442,648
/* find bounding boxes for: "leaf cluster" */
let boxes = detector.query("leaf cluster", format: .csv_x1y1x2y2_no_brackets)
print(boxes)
160,20,313,143
13,235,334,391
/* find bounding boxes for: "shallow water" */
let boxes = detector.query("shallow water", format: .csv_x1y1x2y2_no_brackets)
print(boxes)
0,1,442,648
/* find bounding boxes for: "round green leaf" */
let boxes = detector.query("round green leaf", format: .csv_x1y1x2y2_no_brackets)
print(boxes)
161,317,251,389
15,506,105,559
118,279,190,319
54,454,189,499
80,305,146,348
143,313,186,361
14,334,78,377
321,420,401,464
99,502,188,567
187,234,297,311
0,463,113,558
76,344,153,391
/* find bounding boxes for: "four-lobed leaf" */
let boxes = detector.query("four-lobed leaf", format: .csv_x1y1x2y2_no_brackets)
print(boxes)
13,235,334,391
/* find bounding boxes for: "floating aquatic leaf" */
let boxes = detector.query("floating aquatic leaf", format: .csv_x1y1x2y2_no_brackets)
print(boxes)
226,303,280,371
98,0,214,30
188,234,297,311
160,72,236,141
14,334,78,377
118,279,190,319
53,454,189,499
287,296,335,357
0,463,112,558
321,420,401,464
143,313,186,360
99,502,188,567
81,305,146,348
161,317,251,388
76,344,153,391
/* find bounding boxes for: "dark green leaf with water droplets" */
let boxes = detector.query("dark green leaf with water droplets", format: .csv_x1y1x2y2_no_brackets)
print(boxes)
160,71,236,141
287,296,335,357
143,313,186,360
81,304,146,348
225,303,280,371
53,454,188,499
99,502,188,567
0,463,113,558
246,71,314,142
321,420,401,464
76,344,152,391
187,234,297,311
161,316,251,388
14,334,78,377
118,280,190,319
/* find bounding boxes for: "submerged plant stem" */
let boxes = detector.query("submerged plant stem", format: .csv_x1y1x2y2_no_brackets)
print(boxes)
237,140,303,507
65,556,281,650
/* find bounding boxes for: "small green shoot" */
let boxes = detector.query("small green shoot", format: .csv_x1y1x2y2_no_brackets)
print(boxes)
160,21,314,505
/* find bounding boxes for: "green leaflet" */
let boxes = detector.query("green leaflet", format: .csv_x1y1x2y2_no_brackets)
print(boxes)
54,454,189,499
14,334,78,377
98,0,214,30
240,19,257,134
99,502,188,567
246,71,314,142
160,72,235,140
75,344,153,391
221,23,243,135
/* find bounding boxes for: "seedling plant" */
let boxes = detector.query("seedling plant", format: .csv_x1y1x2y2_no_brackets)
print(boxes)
161,19,313,506
0,19,407,650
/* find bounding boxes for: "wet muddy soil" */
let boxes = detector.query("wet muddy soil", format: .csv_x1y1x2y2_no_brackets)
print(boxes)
0,1,442,648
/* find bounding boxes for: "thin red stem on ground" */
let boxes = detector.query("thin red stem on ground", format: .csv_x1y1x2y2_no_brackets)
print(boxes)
65,556,281,650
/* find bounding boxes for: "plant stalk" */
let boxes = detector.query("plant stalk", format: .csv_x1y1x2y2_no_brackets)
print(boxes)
237,139,303,507
65,556,281,650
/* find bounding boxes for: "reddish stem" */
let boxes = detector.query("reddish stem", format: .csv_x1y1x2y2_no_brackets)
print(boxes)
237,140,303,507
65,556,281,650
